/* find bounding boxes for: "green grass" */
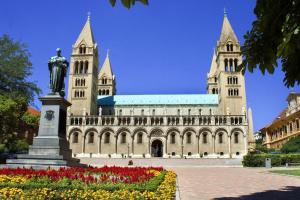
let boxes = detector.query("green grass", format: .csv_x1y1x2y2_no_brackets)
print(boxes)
271,169,300,176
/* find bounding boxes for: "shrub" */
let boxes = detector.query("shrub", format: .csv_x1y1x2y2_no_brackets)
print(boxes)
0,144,5,154
281,136,300,153
243,154,300,167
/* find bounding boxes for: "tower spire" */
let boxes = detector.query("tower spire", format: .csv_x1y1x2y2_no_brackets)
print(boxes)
219,10,238,43
74,15,95,47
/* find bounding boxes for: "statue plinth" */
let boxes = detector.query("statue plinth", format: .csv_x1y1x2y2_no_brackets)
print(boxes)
5,95,84,169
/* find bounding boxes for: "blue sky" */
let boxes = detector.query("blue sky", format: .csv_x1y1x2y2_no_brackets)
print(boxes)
0,0,298,132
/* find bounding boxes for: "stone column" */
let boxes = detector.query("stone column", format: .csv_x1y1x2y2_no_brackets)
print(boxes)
228,135,231,158
165,135,168,156
131,135,134,155
98,135,101,154
212,135,216,154
82,135,85,154
115,135,118,154
148,136,151,155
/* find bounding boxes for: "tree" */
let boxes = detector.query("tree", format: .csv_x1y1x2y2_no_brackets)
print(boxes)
240,0,300,87
0,34,41,103
281,136,300,153
0,34,40,152
109,0,148,9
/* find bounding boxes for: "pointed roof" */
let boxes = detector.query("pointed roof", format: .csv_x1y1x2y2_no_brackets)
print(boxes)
99,52,114,78
75,16,95,47
208,50,217,77
219,12,238,43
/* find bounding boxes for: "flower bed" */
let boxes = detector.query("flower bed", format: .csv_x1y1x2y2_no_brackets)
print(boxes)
0,166,176,199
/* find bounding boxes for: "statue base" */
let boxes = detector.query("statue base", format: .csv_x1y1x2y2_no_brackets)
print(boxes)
4,95,85,169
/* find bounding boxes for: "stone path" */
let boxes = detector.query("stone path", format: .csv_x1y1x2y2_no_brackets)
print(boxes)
80,158,300,200
173,167,300,200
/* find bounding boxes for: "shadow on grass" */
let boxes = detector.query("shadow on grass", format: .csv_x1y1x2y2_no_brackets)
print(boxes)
215,186,300,200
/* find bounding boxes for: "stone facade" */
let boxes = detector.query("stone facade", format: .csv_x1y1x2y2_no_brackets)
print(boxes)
261,92,300,149
66,13,255,158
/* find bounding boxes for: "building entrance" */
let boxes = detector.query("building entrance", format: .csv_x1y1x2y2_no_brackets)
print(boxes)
151,139,163,157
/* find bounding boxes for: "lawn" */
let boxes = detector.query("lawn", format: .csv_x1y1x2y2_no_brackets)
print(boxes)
0,166,176,199
271,169,300,177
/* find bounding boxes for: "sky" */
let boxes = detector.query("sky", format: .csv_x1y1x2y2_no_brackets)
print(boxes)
0,0,299,132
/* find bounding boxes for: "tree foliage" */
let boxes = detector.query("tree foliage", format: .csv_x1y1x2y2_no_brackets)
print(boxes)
281,136,300,153
0,34,41,103
240,0,300,87
0,34,40,152
109,0,148,9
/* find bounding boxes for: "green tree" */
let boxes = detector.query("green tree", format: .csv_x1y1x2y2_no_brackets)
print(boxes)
0,34,40,151
109,0,148,9
240,0,300,87
281,136,300,153
0,34,40,103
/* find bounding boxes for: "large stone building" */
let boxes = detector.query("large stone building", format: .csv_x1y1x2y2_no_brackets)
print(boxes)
66,13,255,158
261,92,300,149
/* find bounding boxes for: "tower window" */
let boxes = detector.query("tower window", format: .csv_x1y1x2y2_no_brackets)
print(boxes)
212,88,216,94
84,61,88,73
119,109,122,116
188,109,191,116
234,59,238,71
106,90,109,95
224,59,228,71
177,109,180,116
214,77,217,83
74,61,79,74
229,59,233,72
152,109,155,116
79,45,86,54
80,61,84,74
141,109,144,116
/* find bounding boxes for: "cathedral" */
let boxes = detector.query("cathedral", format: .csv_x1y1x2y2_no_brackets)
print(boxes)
66,13,255,158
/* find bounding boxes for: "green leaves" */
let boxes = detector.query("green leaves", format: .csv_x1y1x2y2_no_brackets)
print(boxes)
241,0,300,87
0,34,41,103
109,0,149,9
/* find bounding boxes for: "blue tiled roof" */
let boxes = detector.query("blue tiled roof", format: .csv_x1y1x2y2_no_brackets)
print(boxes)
97,94,218,106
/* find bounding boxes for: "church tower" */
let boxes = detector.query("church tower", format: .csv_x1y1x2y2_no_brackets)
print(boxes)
207,11,247,115
67,16,98,115
98,52,116,96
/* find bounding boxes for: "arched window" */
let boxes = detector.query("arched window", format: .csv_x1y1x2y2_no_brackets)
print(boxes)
234,59,238,71
187,133,192,144
104,133,110,144
80,61,84,74
99,90,102,95
88,132,94,143
214,77,217,83
137,133,143,144
177,109,180,115
199,109,202,116
212,88,216,94
188,109,191,116
229,59,233,72
203,133,207,144
230,44,233,51
218,133,223,144
72,132,79,143
234,133,239,143
152,109,155,116
216,88,218,94
84,61,88,73
119,109,122,116
171,133,176,144
106,90,109,95
74,61,79,74
224,59,228,72
141,109,144,116
79,45,86,54
226,44,230,51
121,133,126,144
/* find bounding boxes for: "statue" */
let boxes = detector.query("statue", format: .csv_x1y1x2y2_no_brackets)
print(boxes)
48,48,69,96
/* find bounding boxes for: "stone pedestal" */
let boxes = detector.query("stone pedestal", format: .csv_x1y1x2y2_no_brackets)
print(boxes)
5,95,84,169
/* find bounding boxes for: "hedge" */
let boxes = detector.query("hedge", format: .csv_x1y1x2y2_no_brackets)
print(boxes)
243,154,300,167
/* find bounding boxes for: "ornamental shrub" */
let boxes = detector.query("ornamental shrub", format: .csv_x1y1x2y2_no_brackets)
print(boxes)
281,136,300,153
243,154,300,167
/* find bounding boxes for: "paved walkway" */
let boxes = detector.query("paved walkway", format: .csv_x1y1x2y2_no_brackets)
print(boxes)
173,167,300,200
80,158,300,200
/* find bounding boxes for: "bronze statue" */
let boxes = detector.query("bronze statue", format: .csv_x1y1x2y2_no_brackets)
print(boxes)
48,48,69,96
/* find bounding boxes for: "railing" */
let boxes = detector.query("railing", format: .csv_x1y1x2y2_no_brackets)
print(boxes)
68,115,246,127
